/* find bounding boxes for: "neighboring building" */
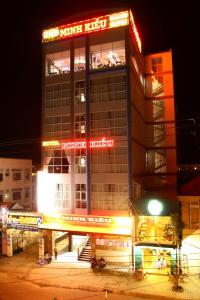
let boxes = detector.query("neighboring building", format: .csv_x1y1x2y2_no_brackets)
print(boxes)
178,164,200,275
38,8,179,270
0,158,33,210
0,158,34,256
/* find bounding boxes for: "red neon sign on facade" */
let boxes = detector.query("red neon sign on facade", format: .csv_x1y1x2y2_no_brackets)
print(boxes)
59,16,109,39
42,11,129,42
61,137,114,150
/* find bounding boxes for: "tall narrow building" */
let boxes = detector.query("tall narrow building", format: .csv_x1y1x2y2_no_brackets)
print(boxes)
38,9,178,267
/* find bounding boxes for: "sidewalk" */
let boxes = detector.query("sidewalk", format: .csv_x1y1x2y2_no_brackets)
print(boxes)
1,252,200,300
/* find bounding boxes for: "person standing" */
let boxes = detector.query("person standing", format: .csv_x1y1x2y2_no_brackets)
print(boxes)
54,247,58,260
162,258,167,269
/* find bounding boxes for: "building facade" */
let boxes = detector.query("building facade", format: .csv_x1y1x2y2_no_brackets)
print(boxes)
38,9,178,269
177,164,200,275
0,158,33,210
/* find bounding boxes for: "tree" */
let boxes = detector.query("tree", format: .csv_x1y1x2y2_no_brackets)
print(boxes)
170,213,184,292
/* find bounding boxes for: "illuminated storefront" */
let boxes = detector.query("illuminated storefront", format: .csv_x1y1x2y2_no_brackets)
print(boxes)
39,8,178,267
134,215,177,274
2,212,43,256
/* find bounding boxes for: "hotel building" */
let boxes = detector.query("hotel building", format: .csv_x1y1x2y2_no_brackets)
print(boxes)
38,8,178,269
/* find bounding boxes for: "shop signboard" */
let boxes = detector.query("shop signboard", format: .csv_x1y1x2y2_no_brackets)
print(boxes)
7,214,42,229
40,214,132,236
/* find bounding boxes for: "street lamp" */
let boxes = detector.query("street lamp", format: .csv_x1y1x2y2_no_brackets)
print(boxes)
147,199,163,216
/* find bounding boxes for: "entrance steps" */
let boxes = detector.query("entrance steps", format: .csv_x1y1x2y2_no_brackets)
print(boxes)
78,238,91,262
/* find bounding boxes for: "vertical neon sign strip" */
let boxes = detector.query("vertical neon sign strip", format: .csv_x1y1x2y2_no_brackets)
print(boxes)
129,10,142,53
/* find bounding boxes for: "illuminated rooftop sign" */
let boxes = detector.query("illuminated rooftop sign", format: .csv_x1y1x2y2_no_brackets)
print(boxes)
42,10,141,52
42,11,129,42
42,137,114,149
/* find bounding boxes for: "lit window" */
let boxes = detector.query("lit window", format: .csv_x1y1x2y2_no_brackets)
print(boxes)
75,81,85,104
74,47,85,72
80,157,86,166
75,114,86,137
80,93,85,102
90,40,125,69
46,51,70,76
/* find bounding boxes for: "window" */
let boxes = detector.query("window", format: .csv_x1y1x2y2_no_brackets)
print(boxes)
90,75,126,103
75,114,86,137
190,200,200,228
25,188,30,199
75,149,86,173
24,169,30,180
90,110,127,138
152,57,162,73
48,150,70,174
91,184,128,210
46,51,70,76
75,184,86,209
90,40,125,69
44,114,71,139
13,172,21,181
55,184,71,209
74,48,85,71
45,83,70,108
74,81,85,103
151,56,163,87
4,190,9,200
0,173,3,181
13,190,21,201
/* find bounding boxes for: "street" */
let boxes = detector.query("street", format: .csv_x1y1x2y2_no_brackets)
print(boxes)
0,277,149,300
0,261,147,300
0,247,199,300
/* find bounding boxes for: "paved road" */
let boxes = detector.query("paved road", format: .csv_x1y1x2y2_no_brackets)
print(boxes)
0,273,147,300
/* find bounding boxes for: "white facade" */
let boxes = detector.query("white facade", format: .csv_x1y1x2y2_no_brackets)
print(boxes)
0,158,33,210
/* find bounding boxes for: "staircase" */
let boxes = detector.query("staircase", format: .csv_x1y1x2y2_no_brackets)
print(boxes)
78,238,91,262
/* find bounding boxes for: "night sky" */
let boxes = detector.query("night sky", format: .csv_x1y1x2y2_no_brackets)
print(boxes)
0,0,199,165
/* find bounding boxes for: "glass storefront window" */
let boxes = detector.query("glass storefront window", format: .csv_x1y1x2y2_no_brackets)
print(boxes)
46,51,70,76
74,48,85,72
90,40,125,69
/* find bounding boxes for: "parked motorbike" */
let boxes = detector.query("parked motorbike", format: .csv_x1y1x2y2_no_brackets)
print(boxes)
90,256,106,271
37,254,52,266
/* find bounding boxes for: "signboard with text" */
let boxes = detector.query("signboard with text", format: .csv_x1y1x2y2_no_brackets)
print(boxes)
42,11,129,43
42,137,114,150
7,214,43,229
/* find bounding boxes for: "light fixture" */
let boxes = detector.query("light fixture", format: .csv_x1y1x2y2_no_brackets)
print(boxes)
148,199,163,216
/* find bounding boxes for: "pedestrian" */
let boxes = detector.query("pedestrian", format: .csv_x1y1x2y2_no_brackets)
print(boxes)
54,247,58,260
162,258,167,269
156,258,162,270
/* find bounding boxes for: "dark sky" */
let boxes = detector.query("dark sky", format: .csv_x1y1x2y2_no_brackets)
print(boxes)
0,0,199,165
